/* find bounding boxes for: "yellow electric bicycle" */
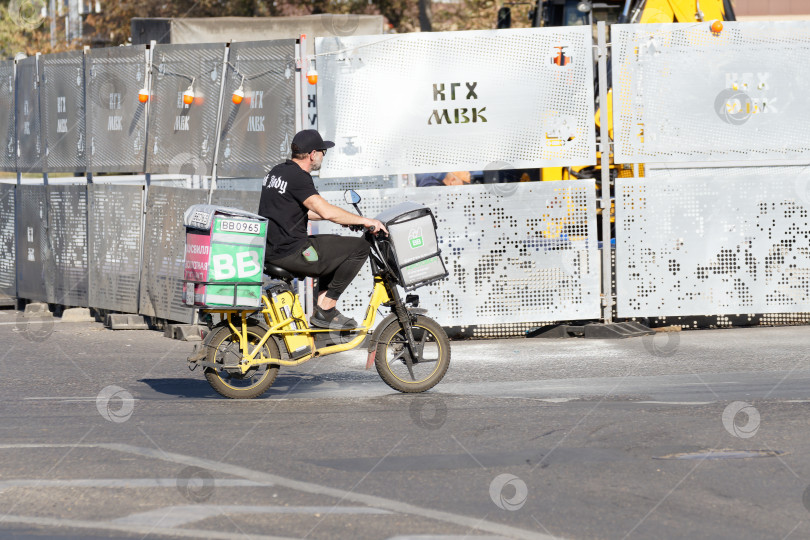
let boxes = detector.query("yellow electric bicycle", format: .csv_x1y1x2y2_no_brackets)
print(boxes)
187,191,451,399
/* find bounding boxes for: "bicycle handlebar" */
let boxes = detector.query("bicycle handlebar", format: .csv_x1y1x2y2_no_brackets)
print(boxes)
349,224,387,239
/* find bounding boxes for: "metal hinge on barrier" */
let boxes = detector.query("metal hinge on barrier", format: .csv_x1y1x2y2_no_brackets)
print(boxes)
595,197,615,209
592,43,612,58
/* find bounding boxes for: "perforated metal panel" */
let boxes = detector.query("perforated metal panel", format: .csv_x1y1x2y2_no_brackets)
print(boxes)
148,177,190,188
0,61,15,172
314,175,398,192
139,186,207,322
318,182,600,326
47,185,87,306
213,175,387,193
0,184,15,297
16,186,51,302
616,175,810,317
316,27,596,177
87,184,143,313
85,46,148,173
41,51,86,173
214,178,262,191
645,164,809,179
217,40,296,178
210,189,259,214
15,56,43,173
613,22,810,164
147,43,224,175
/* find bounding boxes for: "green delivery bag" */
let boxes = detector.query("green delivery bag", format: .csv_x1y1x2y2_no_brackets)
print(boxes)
182,205,268,308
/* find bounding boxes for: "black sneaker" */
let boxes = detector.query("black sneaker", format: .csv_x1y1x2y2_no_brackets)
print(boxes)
310,306,359,329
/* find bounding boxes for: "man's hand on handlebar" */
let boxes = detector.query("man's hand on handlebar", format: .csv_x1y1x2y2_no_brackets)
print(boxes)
349,219,388,236
366,218,388,236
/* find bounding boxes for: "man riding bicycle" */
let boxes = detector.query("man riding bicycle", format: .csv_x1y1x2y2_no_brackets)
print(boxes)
259,130,388,329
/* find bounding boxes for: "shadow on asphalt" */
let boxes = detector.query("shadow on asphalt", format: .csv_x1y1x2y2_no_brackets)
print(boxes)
139,372,379,400
139,378,220,399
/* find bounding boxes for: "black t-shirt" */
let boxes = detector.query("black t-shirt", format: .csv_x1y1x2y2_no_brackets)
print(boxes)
258,160,319,260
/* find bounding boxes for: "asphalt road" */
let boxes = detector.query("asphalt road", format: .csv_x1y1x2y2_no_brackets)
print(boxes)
1,309,809,540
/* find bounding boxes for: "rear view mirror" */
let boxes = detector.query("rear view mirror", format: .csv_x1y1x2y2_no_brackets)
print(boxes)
345,190,361,205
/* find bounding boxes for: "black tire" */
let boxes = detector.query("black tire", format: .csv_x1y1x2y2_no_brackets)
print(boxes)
375,315,450,393
203,323,280,399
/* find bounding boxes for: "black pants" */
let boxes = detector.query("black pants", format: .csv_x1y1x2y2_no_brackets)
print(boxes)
266,235,370,301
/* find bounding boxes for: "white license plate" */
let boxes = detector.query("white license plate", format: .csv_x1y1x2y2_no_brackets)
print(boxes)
219,219,261,234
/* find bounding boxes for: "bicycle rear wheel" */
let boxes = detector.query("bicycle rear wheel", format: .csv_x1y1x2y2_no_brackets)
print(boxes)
203,324,280,399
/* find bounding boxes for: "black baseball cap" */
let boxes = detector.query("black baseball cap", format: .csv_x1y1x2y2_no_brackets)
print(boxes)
291,129,335,153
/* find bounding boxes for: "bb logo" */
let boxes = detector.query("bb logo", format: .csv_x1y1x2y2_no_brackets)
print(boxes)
212,251,261,280
408,228,424,249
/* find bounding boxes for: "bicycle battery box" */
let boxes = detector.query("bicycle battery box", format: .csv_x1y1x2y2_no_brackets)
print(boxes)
264,278,312,360
182,204,268,309
374,202,448,290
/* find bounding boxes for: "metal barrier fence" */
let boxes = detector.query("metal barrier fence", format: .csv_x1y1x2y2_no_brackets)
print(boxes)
217,40,297,178
0,180,603,327
87,184,143,313
611,20,810,322
146,43,223,176
16,56,42,172
316,27,596,178
612,21,810,164
1,27,598,179
3,39,297,177
318,183,600,327
0,184,14,297
0,60,14,172
139,186,207,323
616,174,810,317
48,185,88,306
42,51,86,174
1,183,263,322
0,22,809,328
12,185,87,305
15,185,50,302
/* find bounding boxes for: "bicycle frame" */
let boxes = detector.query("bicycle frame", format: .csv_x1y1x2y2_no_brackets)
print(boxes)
203,276,391,373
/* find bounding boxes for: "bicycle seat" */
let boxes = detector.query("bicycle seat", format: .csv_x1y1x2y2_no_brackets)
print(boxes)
264,264,305,281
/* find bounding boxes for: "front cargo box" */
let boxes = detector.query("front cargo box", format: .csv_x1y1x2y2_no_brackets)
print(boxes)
374,202,448,290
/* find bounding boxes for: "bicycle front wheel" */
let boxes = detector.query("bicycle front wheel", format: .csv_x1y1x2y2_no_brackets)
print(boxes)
375,315,450,393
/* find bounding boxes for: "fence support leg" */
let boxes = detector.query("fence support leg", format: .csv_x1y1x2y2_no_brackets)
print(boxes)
207,44,230,205
14,174,20,303
597,21,614,324
296,34,314,319
135,176,149,322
